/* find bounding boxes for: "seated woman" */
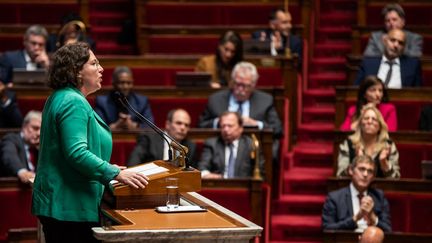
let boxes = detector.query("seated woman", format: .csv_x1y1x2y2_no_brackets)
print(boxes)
337,104,400,178
47,13,96,53
195,30,243,89
340,76,397,131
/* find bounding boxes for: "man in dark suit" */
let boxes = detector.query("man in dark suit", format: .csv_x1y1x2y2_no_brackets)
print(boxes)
0,82,23,128
0,110,41,183
198,111,264,179
0,25,50,85
199,61,282,138
95,66,154,130
355,29,422,88
127,108,197,168
251,8,302,61
363,3,422,57
322,155,392,233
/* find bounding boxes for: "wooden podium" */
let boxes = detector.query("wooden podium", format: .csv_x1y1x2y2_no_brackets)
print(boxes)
96,161,262,242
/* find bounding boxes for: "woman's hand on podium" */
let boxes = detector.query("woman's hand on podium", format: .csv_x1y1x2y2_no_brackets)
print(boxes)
115,166,149,189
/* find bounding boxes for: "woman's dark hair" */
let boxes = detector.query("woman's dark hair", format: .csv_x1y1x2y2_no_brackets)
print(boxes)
215,31,243,85
48,42,90,90
354,75,389,119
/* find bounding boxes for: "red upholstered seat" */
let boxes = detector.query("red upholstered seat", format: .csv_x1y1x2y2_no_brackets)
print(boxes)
149,97,208,128
385,191,432,233
365,5,432,26
0,3,79,24
145,3,301,26
102,67,193,86
0,187,37,241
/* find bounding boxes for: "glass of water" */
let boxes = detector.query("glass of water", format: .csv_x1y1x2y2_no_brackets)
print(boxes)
166,177,179,210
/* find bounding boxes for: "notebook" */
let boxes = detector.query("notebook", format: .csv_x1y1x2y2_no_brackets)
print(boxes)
421,160,432,179
175,71,211,87
12,68,47,85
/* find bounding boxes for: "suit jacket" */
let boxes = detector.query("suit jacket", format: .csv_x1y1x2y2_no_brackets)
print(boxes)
322,186,392,232
94,91,154,128
340,103,397,132
364,30,423,57
0,50,27,84
32,87,120,222
419,105,432,131
197,135,265,178
198,89,283,138
251,29,302,63
127,133,197,168
0,90,23,128
354,55,422,87
0,133,34,176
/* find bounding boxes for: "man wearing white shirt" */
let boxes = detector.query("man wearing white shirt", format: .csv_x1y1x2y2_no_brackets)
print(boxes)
355,29,422,88
322,155,391,232
0,25,50,85
198,111,264,179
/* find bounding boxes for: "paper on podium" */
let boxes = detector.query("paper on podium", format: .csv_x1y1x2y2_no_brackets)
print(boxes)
110,162,169,185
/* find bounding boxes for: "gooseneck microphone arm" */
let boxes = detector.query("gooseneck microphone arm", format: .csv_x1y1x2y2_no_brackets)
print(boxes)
114,91,192,170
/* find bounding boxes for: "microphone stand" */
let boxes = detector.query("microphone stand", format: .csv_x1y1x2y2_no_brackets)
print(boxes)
114,92,193,171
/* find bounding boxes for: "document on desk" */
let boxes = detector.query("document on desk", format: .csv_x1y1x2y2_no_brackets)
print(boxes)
110,162,169,185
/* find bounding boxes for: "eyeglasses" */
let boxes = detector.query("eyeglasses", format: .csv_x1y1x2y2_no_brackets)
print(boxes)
233,81,253,89
356,166,375,175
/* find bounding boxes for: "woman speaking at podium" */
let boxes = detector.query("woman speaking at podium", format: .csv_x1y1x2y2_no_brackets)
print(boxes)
32,43,149,242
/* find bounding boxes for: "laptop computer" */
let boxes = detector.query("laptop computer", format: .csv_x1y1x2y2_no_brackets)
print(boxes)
12,68,47,85
175,71,211,87
421,160,432,179
243,39,271,55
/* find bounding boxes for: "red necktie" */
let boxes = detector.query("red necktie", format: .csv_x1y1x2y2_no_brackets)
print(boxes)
29,147,38,170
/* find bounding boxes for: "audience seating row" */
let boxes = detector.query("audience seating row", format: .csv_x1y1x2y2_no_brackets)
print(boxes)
356,0,432,27
333,131,432,179
335,86,432,131
0,1,80,25
134,0,309,54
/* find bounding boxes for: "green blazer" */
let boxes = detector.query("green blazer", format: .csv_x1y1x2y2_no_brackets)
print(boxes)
32,87,120,222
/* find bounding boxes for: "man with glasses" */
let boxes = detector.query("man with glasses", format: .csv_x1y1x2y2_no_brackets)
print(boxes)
322,155,391,233
198,61,282,139
0,25,50,85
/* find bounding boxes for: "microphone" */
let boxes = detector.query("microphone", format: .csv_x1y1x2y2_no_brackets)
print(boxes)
113,91,193,171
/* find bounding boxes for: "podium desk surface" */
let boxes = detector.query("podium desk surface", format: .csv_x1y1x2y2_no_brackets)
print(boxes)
94,192,262,242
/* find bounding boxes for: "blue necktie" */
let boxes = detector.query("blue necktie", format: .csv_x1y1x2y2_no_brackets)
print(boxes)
227,143,236,178
237,101,243,116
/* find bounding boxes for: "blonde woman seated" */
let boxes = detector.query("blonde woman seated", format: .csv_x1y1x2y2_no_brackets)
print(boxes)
337,104,400,178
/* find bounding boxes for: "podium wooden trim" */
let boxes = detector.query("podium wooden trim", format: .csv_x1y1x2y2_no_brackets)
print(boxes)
94,192,262,243
107,160,201,209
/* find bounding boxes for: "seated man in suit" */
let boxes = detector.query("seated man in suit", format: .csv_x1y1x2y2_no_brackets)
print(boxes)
322,155,391,233
0,81,23,128
0,25,50,85
251,8,302,60
0,110,41,183
364,3,422,57
127,108,197,168
199,61,282,163
198,111,264,179
95,66,154,130
355,29,422,88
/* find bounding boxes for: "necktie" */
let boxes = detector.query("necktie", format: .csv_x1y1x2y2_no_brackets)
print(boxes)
358,193,364,203
384,60,394,87
29,147,38,171
237,101,243,116
227,143,236,178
